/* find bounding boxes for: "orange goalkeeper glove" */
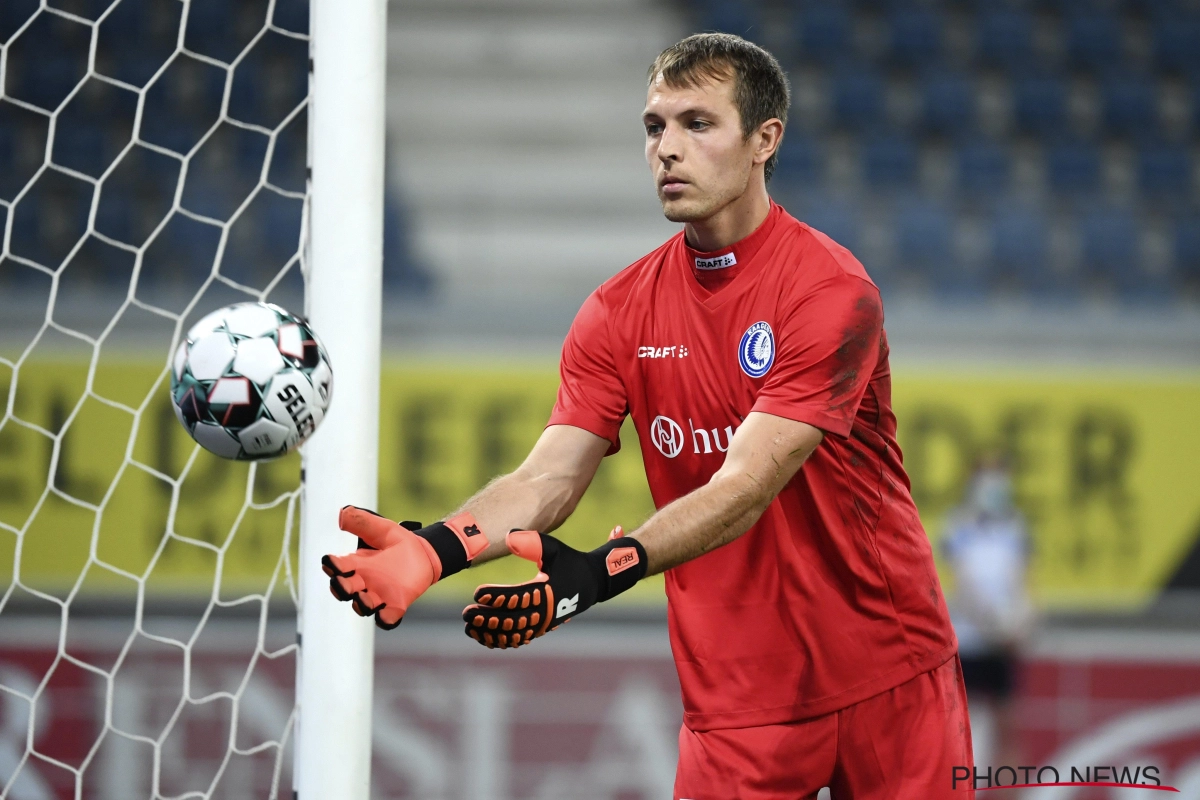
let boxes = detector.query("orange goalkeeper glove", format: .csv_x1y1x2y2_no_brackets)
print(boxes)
322,506,489,630
462,526,647,649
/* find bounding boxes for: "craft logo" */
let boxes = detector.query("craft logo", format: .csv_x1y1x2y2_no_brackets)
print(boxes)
951,764,1176,792
650,415,684,458
695,252,736,270
738,321,774,378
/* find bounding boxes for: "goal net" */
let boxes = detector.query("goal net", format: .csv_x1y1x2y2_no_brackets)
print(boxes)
0,0,314,796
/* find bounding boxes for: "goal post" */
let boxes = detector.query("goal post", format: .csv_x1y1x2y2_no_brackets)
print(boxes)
297,0,388,797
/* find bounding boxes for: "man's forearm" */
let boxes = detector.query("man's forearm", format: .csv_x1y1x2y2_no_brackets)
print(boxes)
453,468,583,564
630,471,774,575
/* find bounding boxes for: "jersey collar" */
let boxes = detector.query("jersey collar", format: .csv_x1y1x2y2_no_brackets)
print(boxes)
679,201,783,306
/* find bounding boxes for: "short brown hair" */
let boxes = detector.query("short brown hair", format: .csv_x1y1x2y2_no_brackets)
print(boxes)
648,33,791,182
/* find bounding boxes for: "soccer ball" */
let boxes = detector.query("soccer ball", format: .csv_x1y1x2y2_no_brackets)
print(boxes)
170,302,333,460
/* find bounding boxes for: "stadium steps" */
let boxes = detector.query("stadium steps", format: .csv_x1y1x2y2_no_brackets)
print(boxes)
386,0,684,307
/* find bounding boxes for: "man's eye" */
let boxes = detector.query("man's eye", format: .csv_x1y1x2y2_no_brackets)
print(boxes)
645,124,662,135
689,120,708,130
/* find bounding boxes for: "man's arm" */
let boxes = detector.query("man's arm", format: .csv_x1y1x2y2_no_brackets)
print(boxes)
629,411,824,574
453,424,612,564
460,411,826,647
321,423,610,629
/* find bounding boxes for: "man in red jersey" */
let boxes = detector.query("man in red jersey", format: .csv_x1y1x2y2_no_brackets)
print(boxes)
323,33,971,799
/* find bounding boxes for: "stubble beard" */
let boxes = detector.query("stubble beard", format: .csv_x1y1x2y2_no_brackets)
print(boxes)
660,194,718,223
657,174,747,225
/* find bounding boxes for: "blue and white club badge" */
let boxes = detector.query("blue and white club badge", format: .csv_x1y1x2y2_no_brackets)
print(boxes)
738,321,775,378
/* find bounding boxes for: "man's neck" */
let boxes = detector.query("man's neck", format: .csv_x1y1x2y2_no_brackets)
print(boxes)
683,183,771,253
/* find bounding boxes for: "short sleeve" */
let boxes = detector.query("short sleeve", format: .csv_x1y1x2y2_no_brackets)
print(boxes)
546,289,627,454
751,274,883,438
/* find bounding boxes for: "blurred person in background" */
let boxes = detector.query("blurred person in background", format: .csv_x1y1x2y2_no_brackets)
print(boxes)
943,456,1036,773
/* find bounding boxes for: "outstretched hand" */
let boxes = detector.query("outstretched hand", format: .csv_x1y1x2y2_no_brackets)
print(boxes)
322,506,441,629
462,526,646,649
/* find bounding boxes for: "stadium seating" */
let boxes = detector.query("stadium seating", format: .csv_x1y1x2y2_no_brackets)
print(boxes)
686,0,1200,302
957,138,1012,196
1,0,426,294
922,72,976,135
975,9,1034,70
5,0,1198,303
1012,74,1068,136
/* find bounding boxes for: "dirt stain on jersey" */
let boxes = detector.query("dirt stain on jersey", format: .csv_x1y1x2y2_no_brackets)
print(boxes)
827,293,883,413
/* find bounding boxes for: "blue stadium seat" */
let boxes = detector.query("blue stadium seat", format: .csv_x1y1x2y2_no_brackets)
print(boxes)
1101,73,1157,137
272,0,309,35
772,134,824,189
888,7,943,67
1046,140,1101,195
894,200,957,288
15,53,87,111
697,0,761,38
1120,0,1175,16
0,105,46,202
96,0,178,87
921,72,975,135
52,126,107,177
796,2,852,65
265,195,303,258
0,0,39,45
138,212,220,288
975,9,1033,69
0,126,13,176
1012,74,1067,136
236,129,270,173
1138,143,1191,197
228,60,264,124
51,81,135,177
267,111,307,194
1064,12,1122,72
184,0,268,64
957,138,1011,196
798,199,860,253
167,213,221,263
94,191,135,246
831,69,886,130
863,133,918,188
1079,206,1140,292
1151,10,1200,76
990,206,1049,290
1176,216,1200,287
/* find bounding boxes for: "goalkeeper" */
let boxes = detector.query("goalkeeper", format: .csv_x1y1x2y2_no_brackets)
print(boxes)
325,33,969,800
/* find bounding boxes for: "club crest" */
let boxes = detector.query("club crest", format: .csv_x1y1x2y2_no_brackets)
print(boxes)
738,321,774,378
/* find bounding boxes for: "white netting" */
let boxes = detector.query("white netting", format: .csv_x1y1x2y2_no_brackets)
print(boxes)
0,0,309,796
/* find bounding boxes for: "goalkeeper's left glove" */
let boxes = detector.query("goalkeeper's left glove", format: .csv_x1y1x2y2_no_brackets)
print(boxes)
322,506,489,630
462,526,647,649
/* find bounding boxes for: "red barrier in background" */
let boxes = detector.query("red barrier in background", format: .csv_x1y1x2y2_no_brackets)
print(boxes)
1013,631,1200,799
2,619,1199,799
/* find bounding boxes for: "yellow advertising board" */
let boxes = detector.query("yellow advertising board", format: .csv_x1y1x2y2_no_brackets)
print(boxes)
891,370,1200,608
2,359,1198,610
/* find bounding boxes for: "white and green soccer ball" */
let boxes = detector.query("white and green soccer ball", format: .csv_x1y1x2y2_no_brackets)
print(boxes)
170,302,333,460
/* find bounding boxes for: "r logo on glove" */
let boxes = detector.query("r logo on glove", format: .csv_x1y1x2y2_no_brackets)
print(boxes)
322,506,489,630
462,527,648,649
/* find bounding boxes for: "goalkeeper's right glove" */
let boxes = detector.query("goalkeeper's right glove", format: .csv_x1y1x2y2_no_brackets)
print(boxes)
321,506,489,630
461,526,647,649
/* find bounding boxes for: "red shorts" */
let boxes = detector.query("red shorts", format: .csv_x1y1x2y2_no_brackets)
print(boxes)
675,656,974,800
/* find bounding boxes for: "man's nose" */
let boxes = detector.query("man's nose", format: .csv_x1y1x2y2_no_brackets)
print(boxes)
657,122,683,163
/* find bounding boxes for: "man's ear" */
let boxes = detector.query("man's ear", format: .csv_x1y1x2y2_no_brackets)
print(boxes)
752,118,784,167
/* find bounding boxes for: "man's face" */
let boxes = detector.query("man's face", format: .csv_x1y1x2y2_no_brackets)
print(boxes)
643,73,757,224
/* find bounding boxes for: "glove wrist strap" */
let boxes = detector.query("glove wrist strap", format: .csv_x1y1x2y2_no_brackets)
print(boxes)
418,512,488,580
588,537,648,603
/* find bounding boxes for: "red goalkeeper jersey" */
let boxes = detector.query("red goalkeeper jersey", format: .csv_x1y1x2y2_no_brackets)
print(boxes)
548,202,957,730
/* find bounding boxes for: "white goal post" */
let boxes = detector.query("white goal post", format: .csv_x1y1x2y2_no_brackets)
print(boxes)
297,0,388,798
